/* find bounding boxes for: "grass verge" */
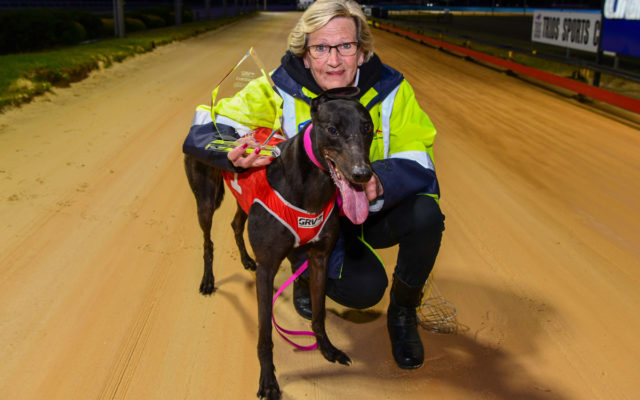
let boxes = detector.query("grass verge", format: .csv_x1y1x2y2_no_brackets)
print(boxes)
0,12,254,112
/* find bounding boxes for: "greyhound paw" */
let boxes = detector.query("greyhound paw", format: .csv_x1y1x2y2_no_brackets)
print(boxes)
257,375,280,399
242,257,257,271
199,280,216,295
333,349,352,366
320,345,352,366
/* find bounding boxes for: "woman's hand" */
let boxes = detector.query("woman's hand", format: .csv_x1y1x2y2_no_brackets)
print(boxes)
227,136,273,169
364,173,383,202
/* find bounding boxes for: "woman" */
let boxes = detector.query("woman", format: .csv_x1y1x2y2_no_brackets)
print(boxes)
183,0,444,370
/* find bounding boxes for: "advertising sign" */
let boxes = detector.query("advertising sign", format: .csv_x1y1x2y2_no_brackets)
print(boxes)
531,10,602,53
601,0,640,57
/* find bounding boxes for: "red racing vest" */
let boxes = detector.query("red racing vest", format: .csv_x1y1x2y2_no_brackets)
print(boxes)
223,168,335,247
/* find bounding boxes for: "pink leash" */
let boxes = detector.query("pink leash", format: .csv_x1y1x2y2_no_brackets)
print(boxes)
270,125,321,351
272,260,317,350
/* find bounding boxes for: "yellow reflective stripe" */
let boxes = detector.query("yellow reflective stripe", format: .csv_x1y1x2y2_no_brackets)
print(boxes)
360,86,378,107
301,86,316,99
420,192,440,204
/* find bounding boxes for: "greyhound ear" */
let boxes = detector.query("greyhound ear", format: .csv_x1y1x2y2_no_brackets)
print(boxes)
311,86,360,112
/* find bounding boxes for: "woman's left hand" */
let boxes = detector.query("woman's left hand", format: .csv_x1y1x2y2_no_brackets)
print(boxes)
364,173,383,202
227,136,273,169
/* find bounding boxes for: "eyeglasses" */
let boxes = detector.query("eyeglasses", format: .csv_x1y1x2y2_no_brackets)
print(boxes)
306,42,359,59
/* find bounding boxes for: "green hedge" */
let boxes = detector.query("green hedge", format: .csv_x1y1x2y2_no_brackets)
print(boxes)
0,6,193,55
137,14,167,29
0,9,97,54
128,6,193,27
69,10,104,40
125,17,147,32
101,18,115,37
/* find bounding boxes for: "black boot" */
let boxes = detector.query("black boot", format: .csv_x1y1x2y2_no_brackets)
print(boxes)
293,277,312,320
387,275,424,369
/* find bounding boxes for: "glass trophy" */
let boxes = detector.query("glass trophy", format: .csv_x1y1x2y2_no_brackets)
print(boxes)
205,47,282,157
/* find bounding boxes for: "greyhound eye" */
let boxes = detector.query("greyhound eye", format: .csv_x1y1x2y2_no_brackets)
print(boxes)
362,122,373,134
327,126,338,135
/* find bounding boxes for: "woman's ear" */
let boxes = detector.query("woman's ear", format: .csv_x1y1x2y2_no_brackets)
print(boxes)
303,54,310,69
357,51,364,67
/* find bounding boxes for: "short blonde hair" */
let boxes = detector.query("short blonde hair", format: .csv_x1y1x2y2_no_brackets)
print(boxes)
288,0,374,62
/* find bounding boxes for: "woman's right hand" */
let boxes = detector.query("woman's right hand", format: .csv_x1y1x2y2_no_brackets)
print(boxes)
228,136,273,169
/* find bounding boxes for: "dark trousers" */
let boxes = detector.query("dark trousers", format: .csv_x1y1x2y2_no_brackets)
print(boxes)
298,194,444,310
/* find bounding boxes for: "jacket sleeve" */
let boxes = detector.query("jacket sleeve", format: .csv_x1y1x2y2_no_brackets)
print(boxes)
372,158,439,212
370,80,440,213
182,104,246,172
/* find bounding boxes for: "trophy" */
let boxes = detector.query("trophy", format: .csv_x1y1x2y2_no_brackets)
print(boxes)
205,47,282,157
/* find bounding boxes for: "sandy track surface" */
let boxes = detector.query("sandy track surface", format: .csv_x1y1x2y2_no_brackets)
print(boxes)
1,12,639,400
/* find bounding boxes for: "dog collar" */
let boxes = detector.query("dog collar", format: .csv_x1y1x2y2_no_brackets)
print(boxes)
303,123,326,170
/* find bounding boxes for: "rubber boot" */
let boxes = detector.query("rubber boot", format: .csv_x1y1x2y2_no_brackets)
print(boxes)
293,277,312,320
387,275,424,369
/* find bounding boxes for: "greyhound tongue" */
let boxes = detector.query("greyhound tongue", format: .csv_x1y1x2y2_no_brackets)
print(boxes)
330,166,369,225
338,183,369,225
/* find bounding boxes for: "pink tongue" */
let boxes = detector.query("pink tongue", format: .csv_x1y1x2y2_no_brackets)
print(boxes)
336,178,369,225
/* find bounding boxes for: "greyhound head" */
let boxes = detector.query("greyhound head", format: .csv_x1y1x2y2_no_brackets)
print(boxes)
310,87,374,225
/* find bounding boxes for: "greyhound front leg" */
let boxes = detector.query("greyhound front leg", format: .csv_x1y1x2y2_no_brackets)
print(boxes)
256,265,280,399
308,253,352,366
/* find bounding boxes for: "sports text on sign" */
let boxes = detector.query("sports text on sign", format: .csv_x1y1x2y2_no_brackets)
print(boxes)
531,11,601,53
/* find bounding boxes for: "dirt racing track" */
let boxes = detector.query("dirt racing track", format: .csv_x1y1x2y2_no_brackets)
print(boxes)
1,11,639,400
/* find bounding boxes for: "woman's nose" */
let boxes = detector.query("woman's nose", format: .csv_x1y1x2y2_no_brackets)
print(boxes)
327,48,341,65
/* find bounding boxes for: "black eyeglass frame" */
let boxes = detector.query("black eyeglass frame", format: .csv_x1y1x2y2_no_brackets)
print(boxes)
306,42,360,58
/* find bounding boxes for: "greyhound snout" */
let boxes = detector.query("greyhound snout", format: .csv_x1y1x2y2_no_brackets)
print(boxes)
351,163,373,184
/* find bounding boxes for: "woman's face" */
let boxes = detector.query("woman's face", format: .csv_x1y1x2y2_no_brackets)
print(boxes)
304,16,364,91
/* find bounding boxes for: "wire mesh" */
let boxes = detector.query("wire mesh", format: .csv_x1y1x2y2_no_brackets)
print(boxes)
418,275,458,334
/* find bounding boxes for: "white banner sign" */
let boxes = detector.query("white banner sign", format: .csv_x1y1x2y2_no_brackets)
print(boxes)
531,11,602,53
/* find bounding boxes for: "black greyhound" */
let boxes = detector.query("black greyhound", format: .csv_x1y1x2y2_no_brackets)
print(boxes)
184,87,374,399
